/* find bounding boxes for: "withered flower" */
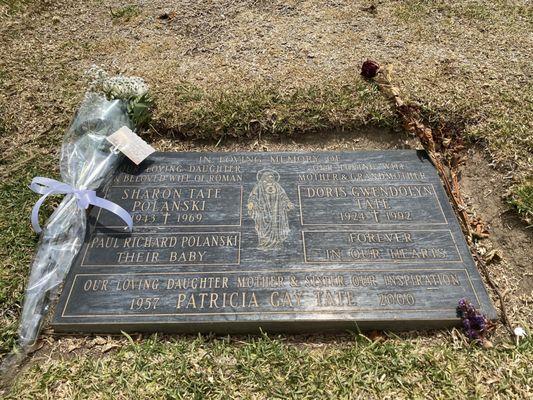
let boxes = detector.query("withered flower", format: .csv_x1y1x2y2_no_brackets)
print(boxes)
361,59,380,79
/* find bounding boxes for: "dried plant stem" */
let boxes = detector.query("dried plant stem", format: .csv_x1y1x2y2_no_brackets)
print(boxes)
372,65,514,337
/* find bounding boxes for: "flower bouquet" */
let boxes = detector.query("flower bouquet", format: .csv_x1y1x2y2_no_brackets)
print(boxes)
17,67,153,353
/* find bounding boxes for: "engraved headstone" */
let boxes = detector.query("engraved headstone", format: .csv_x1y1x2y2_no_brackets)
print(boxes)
53,150,496,333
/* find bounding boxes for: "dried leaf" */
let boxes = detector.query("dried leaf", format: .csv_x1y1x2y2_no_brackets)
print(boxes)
363,60,513,337
368,330,385,342
66,341,82,353
485,249,502,263
101,343,120,354
93,336,107,346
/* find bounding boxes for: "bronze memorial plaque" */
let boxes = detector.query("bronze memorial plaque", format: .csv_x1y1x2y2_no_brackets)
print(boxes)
52,150,496,333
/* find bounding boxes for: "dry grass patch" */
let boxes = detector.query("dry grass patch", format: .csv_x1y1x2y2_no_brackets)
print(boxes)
1,1,531,175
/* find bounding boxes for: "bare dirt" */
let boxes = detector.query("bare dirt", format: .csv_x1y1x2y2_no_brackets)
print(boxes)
461,150,532,312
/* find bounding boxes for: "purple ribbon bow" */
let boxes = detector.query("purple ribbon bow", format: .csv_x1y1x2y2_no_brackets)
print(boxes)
30,177,133,234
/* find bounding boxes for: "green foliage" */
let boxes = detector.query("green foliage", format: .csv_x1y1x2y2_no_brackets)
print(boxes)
109,5,140,21
508,180,533,225
0,0,27,14
126,92,153,129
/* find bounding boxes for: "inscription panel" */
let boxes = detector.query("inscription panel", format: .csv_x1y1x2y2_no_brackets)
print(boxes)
53,150,496,333
98,185,243,227
302,230,461,263
298,184,447,225
82,232,241,267
61,270,475,317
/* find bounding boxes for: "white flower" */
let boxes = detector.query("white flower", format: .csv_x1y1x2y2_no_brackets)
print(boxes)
102,75,149,99
85,66,149,100
514,326,527,338
85,65,109,90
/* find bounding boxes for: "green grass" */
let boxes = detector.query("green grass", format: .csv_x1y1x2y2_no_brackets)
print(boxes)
4,333,532,398
0,116,61,356
110,5,140,21
0,161,58,356
391,1,533,181
394,0,530,24
0,0,27,14
508,181,533,225
158,80,396,139
0,117,5,137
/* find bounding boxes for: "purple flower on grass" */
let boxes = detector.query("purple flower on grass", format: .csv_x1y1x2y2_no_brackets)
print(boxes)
458,298,467,309
457,298,493,345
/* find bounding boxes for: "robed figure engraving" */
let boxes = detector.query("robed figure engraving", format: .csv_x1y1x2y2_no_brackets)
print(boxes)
247,169,294,249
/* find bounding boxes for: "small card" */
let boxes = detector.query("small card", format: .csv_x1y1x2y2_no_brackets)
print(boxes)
107,126,155,165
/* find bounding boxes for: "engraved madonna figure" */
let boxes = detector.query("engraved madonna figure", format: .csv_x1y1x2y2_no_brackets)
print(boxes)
247,169,294,249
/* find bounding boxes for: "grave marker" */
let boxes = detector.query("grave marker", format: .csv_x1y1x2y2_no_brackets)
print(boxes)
53,150,496,333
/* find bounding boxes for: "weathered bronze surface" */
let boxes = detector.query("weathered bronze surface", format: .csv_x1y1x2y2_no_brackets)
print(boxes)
53,150,496,333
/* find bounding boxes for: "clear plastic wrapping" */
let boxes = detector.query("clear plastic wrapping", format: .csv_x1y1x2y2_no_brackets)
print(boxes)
18,93,132,349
